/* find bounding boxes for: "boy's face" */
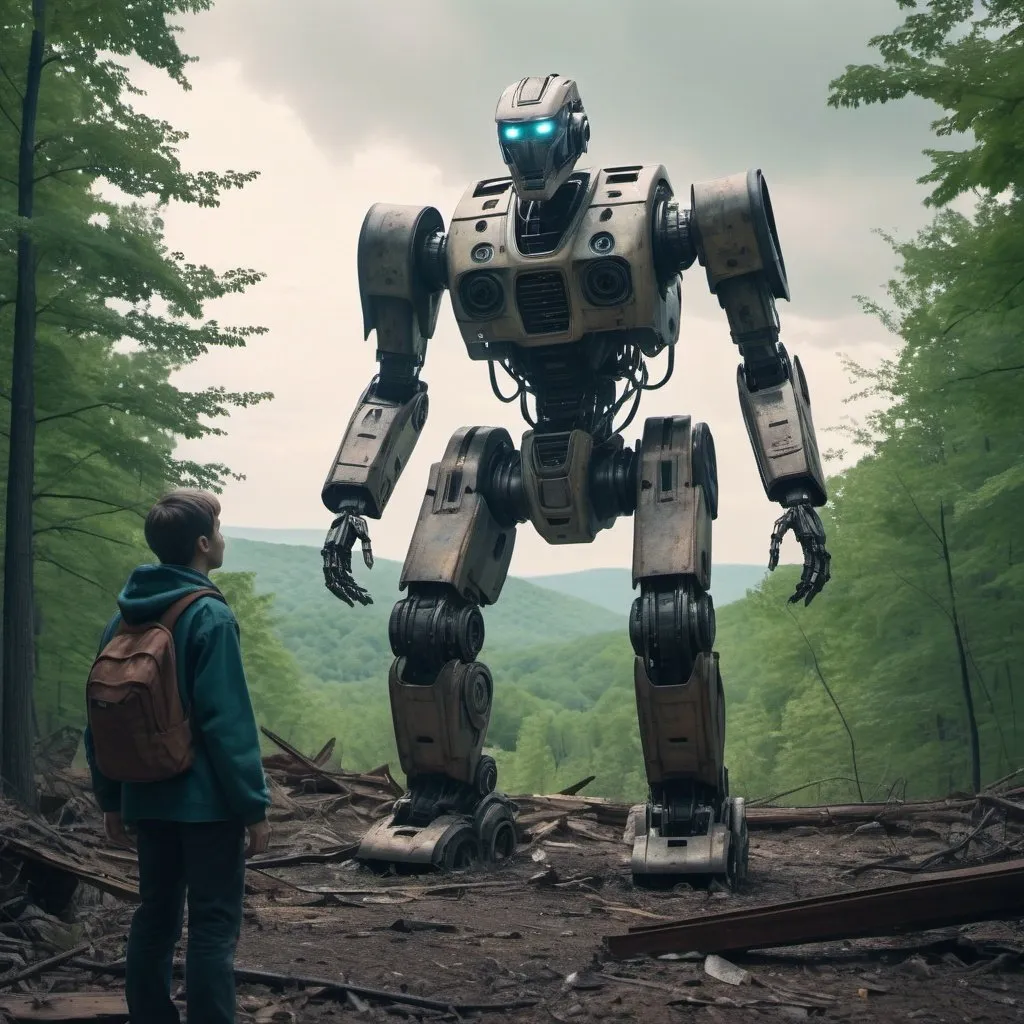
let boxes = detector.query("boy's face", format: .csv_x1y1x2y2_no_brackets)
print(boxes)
197,515,226,571
207,515,226,571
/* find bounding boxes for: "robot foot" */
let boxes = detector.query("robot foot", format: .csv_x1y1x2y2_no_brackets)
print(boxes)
356,765,519,874
630,795,749,889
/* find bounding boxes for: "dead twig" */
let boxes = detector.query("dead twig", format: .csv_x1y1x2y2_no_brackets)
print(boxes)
849,808,1000,877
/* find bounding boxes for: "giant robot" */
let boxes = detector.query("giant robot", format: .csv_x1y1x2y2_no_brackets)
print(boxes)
319,75,831,885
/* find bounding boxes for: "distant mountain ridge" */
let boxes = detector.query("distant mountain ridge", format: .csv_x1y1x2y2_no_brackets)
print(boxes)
222,526,767,614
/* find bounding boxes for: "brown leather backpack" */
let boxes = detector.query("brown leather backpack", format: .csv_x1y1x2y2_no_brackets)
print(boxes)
86,588,224,784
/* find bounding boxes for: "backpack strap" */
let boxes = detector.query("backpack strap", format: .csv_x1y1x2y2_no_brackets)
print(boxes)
157,587,225,630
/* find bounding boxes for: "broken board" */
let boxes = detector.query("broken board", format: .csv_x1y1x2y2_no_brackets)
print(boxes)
0,992,128,1022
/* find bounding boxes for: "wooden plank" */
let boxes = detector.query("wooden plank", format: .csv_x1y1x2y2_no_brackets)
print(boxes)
0,836,138,902
605,858,1024,958
0,992,127,1022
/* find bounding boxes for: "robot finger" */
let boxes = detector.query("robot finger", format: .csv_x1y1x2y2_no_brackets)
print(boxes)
344,578,374,606
327,576,356,607
768,513,793,571
797,549,829,606
360,538,374,570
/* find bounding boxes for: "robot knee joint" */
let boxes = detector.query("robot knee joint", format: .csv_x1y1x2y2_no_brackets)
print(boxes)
389,585,485,675
629,577,716,685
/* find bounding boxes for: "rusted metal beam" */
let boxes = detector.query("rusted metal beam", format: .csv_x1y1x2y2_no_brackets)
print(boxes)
605,858,1024,959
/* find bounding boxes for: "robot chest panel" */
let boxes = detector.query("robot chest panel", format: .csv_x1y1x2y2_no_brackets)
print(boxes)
447,166,681,360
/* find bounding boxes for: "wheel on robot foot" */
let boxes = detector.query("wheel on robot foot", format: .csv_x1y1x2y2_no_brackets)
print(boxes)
438,822,481,872
354,781,518,874
726,795,749,890
630,795,748,890
475,792,518,865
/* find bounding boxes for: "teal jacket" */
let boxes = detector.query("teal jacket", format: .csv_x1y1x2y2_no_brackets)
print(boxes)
84,564,270,827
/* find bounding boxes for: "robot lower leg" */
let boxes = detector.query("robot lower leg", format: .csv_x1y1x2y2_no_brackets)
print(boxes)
628,415,748,886
355,427,521,872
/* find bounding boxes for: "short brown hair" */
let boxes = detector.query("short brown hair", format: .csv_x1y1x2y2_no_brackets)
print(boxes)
144,489,221,566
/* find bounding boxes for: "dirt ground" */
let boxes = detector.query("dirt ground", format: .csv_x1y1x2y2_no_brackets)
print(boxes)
56,812,1024,1023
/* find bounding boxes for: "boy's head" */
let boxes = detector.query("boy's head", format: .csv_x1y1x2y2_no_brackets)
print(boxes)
144,489,225,573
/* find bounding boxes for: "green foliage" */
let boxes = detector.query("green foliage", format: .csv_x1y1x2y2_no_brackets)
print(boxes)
828,1,1024,205
0,1,268,738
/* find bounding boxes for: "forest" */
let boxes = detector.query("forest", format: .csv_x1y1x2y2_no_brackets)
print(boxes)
1,1,1022,812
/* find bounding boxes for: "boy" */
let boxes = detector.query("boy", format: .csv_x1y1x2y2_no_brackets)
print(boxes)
85,489,270,1024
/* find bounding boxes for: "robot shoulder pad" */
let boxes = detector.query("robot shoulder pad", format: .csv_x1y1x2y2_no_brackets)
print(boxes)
690,169,789,300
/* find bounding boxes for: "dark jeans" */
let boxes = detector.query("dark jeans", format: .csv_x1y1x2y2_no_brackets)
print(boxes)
126,819,246,1024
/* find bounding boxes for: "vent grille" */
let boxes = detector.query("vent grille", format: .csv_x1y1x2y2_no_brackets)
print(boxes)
515,272,570,335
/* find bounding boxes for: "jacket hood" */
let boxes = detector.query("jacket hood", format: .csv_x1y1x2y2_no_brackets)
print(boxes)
117,563,218,625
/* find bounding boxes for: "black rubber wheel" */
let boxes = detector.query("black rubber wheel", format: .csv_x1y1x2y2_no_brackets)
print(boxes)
441,828,480,872
488,819,517,863
474,754,498,796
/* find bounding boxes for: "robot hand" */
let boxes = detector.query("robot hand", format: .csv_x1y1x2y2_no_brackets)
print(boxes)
767,504,831,606
321,512,375,607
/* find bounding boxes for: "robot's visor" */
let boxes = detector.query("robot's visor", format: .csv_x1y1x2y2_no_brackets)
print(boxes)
498,116,569,190
499,118,557,142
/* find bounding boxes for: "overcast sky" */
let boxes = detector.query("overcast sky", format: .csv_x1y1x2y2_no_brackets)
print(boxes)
134,0,941,579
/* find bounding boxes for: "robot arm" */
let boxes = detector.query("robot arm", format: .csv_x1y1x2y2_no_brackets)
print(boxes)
320,204,447,606
685,170,831,605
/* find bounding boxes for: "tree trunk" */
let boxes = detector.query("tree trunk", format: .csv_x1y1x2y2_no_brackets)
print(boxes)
938,501,981,794
2,0,46,810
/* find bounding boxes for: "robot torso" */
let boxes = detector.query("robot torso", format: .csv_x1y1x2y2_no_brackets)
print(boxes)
446,165,683,363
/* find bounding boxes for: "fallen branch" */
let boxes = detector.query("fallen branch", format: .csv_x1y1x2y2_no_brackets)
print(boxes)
848,808,1001,877
558,776,595,796
0,941,93,990
72,958,538,1014
978,793,1024,823
247,844,358,870
260,728,350,795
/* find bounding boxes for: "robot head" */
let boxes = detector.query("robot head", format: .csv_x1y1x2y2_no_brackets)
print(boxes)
495,74,590,202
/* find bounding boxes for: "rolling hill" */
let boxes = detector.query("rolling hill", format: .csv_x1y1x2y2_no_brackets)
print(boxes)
222,527,767,615
220,537,624,685
523,564,767,615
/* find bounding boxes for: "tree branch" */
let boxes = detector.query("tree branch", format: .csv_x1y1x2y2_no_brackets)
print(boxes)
0,96,20,133
942,272,1024,337
34,503,141,531
32,448,102,495
939,363,1024,388
893,472,944,550
34,524,132,546
786,608,864,803
36,402,128,425
34,164,111,184
889,568,953,625
0,59,24,99
33,493,148,519
35,554,113,595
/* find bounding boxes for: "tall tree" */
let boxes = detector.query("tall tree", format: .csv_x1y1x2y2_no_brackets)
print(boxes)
3,0,46,808
0,0,268,807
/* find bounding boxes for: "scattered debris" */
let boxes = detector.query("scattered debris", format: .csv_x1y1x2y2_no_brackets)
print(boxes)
74,958,539,1015
704,954,751,986
4,732,1023,1023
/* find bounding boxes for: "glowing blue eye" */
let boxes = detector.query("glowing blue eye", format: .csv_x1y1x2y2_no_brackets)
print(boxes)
533,119,555,136
502,125,522,140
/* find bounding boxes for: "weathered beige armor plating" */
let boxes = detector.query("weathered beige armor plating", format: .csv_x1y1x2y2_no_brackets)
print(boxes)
319,74,832,884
